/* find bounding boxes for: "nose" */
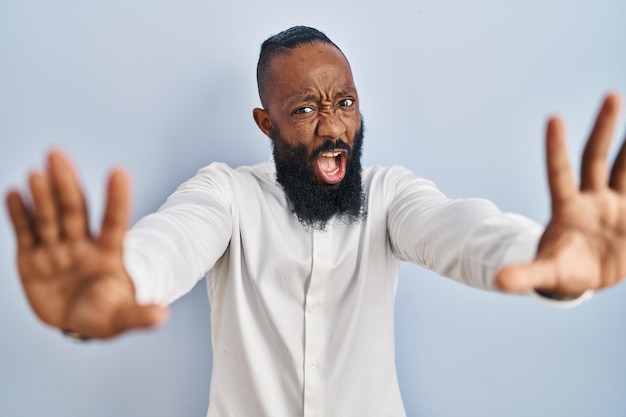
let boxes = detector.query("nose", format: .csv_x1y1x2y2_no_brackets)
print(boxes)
316,110,346,140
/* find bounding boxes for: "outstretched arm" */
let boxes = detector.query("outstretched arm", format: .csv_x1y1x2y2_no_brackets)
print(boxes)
496,92,626,298
5,150,168,339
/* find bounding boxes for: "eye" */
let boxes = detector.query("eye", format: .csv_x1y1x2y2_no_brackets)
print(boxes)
294,106,314,114
338,98,354,107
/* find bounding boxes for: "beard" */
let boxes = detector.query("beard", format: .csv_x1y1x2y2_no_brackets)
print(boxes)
271,119,366,231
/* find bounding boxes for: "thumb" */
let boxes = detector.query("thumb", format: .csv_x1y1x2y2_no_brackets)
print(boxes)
112,304,169,336
494,260,558,293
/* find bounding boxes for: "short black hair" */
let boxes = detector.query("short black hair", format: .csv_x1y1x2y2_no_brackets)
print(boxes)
256,26,343,109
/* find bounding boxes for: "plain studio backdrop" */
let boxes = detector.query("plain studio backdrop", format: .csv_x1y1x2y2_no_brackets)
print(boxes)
1,1,625,416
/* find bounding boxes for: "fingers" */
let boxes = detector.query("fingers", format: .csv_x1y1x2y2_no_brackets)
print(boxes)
29,170,61,244
545,117,577,203
111,304,168,337
581,93,622,190
8,150,130,253
99,168,131,251
495,260,596,298
6,190,36,250
8,150,90,248
48,151,90,241
608,95,626,191
495,261,559,294
67,304,168,340
609,134,626,191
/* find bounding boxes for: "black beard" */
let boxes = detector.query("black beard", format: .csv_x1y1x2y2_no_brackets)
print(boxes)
271,121,366,231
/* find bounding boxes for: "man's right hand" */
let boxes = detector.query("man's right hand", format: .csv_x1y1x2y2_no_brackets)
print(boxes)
5,150,168,340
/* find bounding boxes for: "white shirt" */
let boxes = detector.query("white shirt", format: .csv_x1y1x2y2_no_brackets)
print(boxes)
124,160,550,417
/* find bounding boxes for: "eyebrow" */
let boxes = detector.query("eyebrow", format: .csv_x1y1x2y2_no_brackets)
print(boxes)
290,93,319,105
287,87,357,107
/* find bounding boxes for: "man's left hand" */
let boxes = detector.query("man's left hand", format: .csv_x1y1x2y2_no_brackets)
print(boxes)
496,92,626,298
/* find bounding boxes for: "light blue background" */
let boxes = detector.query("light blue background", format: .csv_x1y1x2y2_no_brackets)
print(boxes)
1,1,625,416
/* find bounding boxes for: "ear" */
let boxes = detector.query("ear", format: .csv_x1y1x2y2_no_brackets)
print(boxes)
253,108,273,138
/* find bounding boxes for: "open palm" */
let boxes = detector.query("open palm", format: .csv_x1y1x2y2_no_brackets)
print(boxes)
497,93,626,297
6,152,167,339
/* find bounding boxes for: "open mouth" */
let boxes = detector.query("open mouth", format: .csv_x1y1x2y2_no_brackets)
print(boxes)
316,149,347,185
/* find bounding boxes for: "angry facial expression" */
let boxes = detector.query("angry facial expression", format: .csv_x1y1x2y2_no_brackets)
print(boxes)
254,41,362,187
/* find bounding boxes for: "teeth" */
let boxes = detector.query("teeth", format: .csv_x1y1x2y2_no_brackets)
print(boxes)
321,151,342,157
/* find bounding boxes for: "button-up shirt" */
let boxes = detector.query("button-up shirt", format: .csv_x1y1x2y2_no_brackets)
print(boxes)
124,160,544,417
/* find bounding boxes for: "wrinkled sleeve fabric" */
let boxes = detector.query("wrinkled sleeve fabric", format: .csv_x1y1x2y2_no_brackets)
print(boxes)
386,166,543,291
385,166,592,305
124,163,234,306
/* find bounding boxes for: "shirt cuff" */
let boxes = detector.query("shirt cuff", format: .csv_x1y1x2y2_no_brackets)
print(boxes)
529,289,594,308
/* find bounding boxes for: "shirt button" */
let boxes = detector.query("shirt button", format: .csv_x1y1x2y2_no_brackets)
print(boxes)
317,251,325,259
310,302,319,311
310,361,319,369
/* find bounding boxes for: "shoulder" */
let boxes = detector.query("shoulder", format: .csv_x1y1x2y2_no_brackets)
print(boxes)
363,164,413,178
362,164,452,218
363,164,438,193
162,160,272,207
188,160,274,187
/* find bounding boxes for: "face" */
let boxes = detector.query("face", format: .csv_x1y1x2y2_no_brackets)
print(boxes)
253,41,366,229
254,41,362,186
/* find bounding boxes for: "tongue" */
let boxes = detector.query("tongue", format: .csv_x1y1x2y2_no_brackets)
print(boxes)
316,154,344,184
319,155,338,173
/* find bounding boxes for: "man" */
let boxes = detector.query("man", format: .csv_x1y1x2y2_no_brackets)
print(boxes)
5,26,626,417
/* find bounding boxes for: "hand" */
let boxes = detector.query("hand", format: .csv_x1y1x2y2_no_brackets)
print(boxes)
496,92,626,298
6,150,168,339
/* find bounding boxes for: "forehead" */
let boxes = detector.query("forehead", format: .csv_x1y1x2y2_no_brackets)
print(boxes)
267,42,356,107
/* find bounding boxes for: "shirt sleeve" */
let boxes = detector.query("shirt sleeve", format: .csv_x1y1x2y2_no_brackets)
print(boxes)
386,166,543,291
386,166,592,306
124,163,234,306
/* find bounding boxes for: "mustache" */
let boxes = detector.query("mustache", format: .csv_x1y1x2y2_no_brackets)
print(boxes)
311,139,352,160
